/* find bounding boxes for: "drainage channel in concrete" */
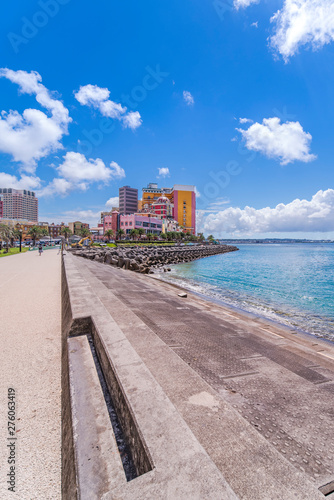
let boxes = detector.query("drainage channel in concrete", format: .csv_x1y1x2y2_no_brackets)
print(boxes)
319,480,334,497
87,334,137,481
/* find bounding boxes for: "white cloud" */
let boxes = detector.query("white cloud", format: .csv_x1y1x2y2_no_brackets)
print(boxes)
0,69,71,172
251,21,259,28
239,117,253,124
0,172,41,190
38,153,126,197
203,189,334,235
183,91,194,106
74,84,142,129
121,111,142,130
234,0,259,9
105,196,119,208
237,117,316,164
208,198,230,210
62,209,101,225
38,177,75,198
270,0,334,61
109,161,126,179
74,84,111,106
157,167,170,178
195,187,201,198
58,152,115,183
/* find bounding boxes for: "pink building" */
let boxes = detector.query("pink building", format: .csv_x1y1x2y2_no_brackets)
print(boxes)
103,211,119,235
152,196,173,218
120,214,163,235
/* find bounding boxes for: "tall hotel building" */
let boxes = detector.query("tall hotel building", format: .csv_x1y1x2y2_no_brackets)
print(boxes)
0,188,38,222
119,186,138,215
142,183,196,234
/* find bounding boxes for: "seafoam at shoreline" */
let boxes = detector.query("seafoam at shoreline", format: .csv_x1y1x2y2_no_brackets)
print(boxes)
154,265,334,344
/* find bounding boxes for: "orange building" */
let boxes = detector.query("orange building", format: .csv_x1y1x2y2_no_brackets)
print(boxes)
141,183,196,234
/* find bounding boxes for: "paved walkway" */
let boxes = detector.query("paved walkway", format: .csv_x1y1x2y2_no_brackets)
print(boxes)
70,254,334,499
0,250,61,500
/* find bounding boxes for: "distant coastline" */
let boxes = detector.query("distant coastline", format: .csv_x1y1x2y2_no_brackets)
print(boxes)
219,238,334,244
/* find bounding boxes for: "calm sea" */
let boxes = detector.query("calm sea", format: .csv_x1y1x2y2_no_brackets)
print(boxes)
157,244,334,342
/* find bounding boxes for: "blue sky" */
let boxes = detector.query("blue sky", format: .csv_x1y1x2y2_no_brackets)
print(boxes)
0,0,333,237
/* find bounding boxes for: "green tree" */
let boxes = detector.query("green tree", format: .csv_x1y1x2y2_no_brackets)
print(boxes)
79,227,90,238
61,226,72,241
137,228,145,239
129,228,139,241
197,232,204,242
160,232,167,240
0,224,13,253
117,228,125,241
104,229,114,242
28,225,43,246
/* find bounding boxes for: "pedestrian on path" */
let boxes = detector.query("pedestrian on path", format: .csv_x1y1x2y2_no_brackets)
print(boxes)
38,243,43,256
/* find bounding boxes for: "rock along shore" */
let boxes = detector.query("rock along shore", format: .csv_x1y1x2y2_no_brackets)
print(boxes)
70,244,239,274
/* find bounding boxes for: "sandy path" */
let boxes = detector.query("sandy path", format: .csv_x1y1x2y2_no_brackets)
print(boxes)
0,249,61,500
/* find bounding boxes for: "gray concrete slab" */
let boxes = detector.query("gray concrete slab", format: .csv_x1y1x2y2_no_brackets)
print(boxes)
0,250,61,500
64,253,239,500
67,253,334,499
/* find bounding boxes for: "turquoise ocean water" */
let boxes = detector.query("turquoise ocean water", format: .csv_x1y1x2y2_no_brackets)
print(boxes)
157,244,334,342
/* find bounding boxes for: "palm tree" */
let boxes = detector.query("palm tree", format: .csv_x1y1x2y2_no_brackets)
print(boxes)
197,232,204,242
79,227,90,238
61,226,72,241
28,225,43,246
0,224,13,253
117,228,125,241
129,228,139,241
104,229,114,242
137,228,145,239
208,234,215,242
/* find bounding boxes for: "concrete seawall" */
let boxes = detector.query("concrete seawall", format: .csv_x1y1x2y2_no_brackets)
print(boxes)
62,252,334,499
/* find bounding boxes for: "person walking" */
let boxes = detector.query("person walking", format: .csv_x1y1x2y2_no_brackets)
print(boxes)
38,242,43,256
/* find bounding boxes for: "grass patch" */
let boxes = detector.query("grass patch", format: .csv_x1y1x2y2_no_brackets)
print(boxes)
0,247,29,257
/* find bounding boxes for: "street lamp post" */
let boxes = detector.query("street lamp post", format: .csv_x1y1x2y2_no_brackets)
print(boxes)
16,224,22,252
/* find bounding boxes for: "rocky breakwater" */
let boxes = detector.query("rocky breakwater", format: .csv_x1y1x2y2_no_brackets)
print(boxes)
70,244,238,274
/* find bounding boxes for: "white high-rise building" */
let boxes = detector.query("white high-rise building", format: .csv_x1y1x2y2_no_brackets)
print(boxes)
0,188,38,222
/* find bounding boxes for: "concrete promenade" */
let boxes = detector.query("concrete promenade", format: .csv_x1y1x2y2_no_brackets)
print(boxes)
64,252,334,499
0,250,61,500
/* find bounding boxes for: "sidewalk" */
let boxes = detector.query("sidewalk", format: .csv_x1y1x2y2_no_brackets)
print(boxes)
0,249,61,500
65,253,334,499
